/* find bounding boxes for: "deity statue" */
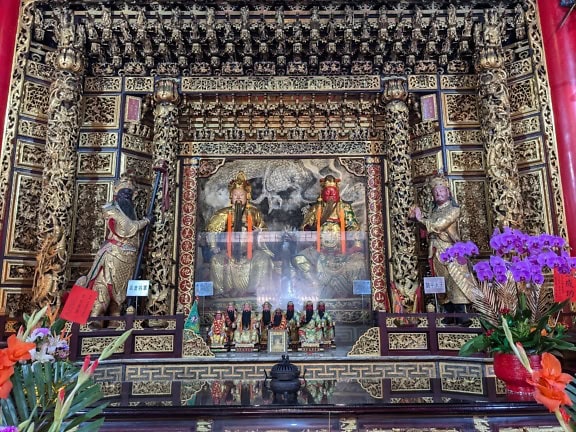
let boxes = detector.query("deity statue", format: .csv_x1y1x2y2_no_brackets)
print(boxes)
205,172,275,299
208,310,228,346
224,302,238,344
233,303,260,345
299,301,321,344
75,173,152,325
293,175,368,298
409,173,475,324
316,301,335,345
271,308,287,330
259,301,273,347
285,301,300,347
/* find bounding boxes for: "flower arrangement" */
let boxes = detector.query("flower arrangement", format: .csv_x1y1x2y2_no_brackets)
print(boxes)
503,317,575,431
441,227,576,357
0,306,131,432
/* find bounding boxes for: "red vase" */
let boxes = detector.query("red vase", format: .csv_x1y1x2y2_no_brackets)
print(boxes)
493,352,542,396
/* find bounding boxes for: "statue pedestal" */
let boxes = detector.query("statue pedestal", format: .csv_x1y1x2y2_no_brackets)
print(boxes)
233,343,258,352
299,342,321,352
209,343,227,353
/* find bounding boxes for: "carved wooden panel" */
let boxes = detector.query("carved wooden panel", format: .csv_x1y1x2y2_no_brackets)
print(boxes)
72,182,112,256
1,260,36,284
452,179,491,253
407,75,437,90
18,119,47,139
440,75,477,90
6,173,42,255
84,77,122,93
519,168,552,235
26,60,53,81
441,93,479,126
509,78,538,118
78,131,118,148
511,115,541,138
515,137,544,167
77,152,116,176
447,150,485,174
20,81,49,120
412,152,441,179
121,153,153,184
125,77,154,93
82,95,121,129
444,129,483,146
16,140,44,169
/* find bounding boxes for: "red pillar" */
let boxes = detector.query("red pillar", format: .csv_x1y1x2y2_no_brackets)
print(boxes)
537,1,576,255
0,0,21,150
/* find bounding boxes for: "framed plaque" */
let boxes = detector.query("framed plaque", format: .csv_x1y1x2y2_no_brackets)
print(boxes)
268,329,288,353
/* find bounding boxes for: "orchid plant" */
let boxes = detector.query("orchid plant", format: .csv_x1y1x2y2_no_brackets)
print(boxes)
0,306,132,431
441,228,576,356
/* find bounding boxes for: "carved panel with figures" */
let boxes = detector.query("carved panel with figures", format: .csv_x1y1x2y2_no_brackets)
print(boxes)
72,182,112,256
519,169,552,235
18,119,47,140
441,94,479,126
6,173,42,255
412,152,442,179
16,140,44,170
77,152,116,176
515,137,544,167
447,150,485,174
452,180,491,252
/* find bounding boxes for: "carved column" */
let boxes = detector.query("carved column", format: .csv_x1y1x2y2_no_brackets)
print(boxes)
35,18,85,306
146,79,180,316
365,157,390,312
476,9,523,229
381,77,419,313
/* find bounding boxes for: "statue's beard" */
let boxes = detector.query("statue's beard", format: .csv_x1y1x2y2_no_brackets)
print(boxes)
320,201,336,226
273,313,282,327
242,311,251,328
227,310,236,321
286,310,294,320
233,202,245,232
318,310,325,319
262,310,271,325
117,196,137,220
305,309,313,323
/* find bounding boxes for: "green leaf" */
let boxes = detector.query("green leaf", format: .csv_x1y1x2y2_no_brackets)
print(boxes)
459,335,491,356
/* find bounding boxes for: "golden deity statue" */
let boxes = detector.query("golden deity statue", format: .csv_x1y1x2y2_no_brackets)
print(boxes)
409,173,475,323
205,172,274,299
75,173,151,324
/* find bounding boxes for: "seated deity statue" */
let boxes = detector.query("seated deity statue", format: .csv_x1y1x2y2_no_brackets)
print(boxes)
208,310,228,346
224,302,238,344
205,172,274,299
271,307,287,330
285,301,300,347
233,302,260,345
292,175,368,299
316,301,335,345
298,301,322,344
259,301,273,347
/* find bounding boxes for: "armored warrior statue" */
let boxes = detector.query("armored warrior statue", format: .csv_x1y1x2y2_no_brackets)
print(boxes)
75,173,152,325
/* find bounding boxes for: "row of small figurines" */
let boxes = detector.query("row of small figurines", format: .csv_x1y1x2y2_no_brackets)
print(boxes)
207,301,335,347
